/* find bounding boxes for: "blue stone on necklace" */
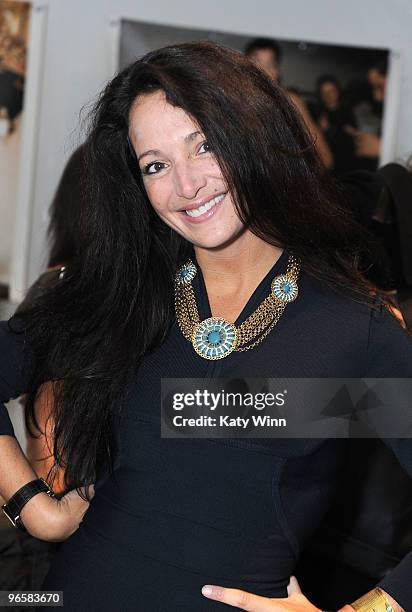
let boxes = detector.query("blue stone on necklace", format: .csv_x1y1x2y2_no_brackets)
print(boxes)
207,330,222,345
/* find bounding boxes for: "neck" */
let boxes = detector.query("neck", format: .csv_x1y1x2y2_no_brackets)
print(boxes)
194,231,283,291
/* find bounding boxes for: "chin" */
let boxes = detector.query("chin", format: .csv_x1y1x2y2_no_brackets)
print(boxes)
189,230,245,251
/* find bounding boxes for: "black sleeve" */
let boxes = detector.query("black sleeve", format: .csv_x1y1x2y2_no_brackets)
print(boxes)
366,305,412,609
0,319,33,436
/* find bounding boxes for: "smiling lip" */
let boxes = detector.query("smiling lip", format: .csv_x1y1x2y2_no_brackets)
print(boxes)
178,192,227,224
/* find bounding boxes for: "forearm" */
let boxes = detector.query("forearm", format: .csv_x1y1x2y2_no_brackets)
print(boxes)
305,116,333,169
0,435,38,499
0,435,67,540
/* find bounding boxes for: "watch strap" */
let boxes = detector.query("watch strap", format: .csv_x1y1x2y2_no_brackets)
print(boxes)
2,478,55,531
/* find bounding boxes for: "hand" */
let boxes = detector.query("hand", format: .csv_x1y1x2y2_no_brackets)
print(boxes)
354,132,381,157
318,115,329,131
201,575,322,611
20,484,94,542
345,127,381,158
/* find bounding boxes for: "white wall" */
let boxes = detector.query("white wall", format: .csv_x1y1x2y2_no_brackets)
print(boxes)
0,119,21,284
19,0,412,290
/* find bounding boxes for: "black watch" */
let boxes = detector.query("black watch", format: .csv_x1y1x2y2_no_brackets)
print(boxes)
2,478,55,532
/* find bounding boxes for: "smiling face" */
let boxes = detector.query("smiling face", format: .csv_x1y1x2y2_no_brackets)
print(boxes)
128,90,245,250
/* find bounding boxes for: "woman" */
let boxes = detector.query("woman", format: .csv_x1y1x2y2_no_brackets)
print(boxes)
0,42,411,611
315,75,358,174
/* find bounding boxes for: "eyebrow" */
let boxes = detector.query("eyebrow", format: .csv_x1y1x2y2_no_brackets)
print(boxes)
137,131,202,163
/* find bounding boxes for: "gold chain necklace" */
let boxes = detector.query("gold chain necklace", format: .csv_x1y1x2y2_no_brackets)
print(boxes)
174,254,300,360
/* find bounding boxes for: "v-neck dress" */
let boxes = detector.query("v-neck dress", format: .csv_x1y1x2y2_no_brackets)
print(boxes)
1,250,412,611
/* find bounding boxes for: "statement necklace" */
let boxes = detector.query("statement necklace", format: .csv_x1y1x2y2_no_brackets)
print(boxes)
174,254,300,360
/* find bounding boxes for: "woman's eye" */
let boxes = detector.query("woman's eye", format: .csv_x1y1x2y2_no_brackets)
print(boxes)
142,161,166,175
198,141,211,154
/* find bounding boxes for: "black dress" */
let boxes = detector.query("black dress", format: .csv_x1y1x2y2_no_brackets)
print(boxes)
1,250,412,611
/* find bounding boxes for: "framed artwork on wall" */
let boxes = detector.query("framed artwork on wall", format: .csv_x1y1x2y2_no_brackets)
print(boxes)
0,0,31,292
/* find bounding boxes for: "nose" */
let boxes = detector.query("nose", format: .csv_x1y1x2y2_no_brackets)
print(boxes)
173,160,207,200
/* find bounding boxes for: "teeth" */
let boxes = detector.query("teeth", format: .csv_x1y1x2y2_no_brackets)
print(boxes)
185,193,225,217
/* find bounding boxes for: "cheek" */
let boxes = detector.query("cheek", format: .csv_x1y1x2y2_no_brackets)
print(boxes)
143,180,170,216
203,157,225,180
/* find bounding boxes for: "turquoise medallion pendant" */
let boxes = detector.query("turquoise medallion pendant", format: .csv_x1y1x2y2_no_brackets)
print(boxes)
176,261,197,284
271,274,298,302
192,317,238,360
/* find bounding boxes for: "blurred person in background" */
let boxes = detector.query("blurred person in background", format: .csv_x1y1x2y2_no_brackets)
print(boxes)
245,37,334,169
243,40,409,303
315,75,358,174
346,58,388,168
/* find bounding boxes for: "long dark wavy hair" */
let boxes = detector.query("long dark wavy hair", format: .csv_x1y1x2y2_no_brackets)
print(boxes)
47,145,85,268
12,41,379,496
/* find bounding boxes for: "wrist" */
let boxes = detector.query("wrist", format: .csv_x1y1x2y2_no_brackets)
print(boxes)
343,587,402,612
19,491,61,539
2,477,56,533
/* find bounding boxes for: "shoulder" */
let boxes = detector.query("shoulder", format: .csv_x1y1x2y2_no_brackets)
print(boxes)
366,301,412,376
0,317,33,397
16,267,64,314
297,271,372,330
298,271,412,376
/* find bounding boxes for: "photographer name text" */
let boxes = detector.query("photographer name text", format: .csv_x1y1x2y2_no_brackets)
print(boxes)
172,415,287,428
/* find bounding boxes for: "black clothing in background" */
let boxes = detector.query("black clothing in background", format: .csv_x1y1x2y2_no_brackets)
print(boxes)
339,164,412,293
1,251,412,611
321,106,358,174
